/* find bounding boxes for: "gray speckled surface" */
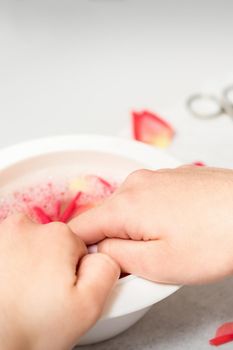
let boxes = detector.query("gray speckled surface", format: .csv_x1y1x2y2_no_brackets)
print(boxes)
76,278,233,350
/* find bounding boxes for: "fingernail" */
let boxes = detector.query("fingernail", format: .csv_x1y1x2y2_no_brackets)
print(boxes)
87,244,98,254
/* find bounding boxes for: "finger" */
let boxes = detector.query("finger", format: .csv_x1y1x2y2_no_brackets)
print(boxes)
97,238,173,283
37,222,87,273
3,213,36,229
68,198,127,245
177,164,194,168
76,253,120,319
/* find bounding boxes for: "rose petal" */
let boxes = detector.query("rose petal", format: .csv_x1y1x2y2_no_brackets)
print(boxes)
210,334,233,346
132,110,175,148
60,192,82,223
193,161,206,166
33,206,53,224
216,323,233,337
210,323,233,346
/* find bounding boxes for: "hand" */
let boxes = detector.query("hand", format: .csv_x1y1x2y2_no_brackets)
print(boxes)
69,166,233,285
0,214,119,350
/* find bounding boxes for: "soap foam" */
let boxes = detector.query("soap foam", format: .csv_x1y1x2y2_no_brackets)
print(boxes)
0,175,117,223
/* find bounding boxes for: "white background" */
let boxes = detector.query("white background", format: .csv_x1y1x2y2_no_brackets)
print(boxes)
0,0,233,167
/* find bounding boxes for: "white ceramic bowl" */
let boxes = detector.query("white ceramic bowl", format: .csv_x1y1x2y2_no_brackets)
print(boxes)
0,135,181,345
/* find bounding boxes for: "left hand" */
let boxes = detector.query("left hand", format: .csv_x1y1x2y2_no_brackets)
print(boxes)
0,214,120,350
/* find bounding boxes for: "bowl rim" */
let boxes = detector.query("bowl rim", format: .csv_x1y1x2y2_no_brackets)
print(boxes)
0,134,180,170
0,134,181,318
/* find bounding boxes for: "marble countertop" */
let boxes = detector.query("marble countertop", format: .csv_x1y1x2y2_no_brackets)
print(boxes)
78,278,233,350
0,1,233,349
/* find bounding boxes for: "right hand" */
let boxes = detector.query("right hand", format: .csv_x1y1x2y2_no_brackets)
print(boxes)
70,166,233,285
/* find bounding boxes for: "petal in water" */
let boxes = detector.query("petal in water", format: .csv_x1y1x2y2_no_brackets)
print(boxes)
33,206,53,224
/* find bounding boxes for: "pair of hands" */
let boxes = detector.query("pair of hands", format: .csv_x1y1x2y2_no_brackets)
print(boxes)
1,166,233,350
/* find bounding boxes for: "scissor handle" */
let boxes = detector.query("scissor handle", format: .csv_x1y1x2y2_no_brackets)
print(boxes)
186,94,223,120
222,85,233,117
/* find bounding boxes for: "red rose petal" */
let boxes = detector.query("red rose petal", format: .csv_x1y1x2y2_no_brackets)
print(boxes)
132,110,175,148
193,162,206,166
97,176,114,191
210,323,233,346
216,323,233,337
210,334,233,346
33,206,53,224
60,192,82,223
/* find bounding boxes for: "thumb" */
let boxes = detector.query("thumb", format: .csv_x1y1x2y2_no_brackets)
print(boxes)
76,253,120,320
97,238,171,283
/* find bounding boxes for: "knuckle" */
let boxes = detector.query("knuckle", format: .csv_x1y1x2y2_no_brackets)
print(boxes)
47,221,86,251
53,221,67,230
177,164,192,169
45,221,71,241
156,168,171,173
48,221,70,235
122,185,139,203
6,213,30,226
129,169,151,181
110,191,132,214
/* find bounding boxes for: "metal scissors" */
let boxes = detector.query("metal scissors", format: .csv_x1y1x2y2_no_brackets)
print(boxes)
186,85,233,120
